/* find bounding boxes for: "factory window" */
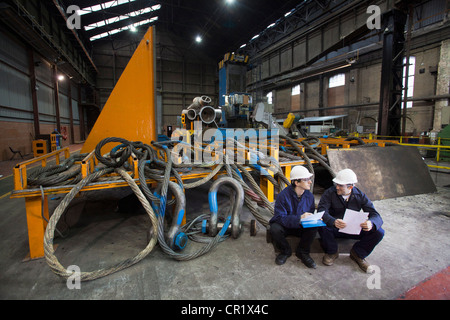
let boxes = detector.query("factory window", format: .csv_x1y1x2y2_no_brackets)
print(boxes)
266,92,273,104
329,73,345,88
403,56,416,109
291,84,301,96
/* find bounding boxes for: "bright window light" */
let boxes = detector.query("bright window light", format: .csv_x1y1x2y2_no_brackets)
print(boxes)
84,5,161,31
78,0,138,16
403,56,416,109
292,84,300,96
266,92,273,104
329,73,345,88
90,16,158,41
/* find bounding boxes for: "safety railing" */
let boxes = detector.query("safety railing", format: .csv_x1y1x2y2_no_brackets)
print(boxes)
350,133,450,170
13,147,71,191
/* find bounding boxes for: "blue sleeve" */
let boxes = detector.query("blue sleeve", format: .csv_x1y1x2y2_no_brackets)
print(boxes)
272,197,301,229
317,189,336,228
272,192,314,229
308,194,316,213
360,194,383,230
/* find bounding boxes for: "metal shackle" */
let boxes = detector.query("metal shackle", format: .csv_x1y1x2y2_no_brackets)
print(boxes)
163,181,188,251
206,176,244,239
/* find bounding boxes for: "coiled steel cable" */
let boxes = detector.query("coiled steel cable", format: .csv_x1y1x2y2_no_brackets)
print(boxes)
28,154,87,187
40,135,299,279
43,167,159,282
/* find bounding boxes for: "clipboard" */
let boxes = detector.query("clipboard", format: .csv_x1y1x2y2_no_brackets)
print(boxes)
301,219,326,228
301,211,326,228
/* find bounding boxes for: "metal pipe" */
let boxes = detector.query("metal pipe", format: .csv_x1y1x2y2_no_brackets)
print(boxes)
200,106,217,124
186,109,197,121
187,96,212,111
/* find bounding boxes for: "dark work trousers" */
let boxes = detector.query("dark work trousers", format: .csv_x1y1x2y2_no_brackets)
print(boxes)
269,222,318,256
318,225,385,259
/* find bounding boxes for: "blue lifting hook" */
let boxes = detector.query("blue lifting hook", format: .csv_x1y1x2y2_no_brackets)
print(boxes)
202,177,244,239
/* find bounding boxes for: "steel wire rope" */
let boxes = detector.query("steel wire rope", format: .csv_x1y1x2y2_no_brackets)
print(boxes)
43,167,159,282
28,154,87,187
300,137,328,163
280,135,316,189
229,164,272,228
149,144,238,261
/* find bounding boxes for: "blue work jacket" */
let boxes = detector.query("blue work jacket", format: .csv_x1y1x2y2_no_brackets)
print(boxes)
270,185,315,229
317,186,383,230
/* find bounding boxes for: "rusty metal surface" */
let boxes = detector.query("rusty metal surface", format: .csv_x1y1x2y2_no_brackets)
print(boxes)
327,146,437,201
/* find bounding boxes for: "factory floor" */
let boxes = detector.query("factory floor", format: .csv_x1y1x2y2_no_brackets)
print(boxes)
0,144,449,305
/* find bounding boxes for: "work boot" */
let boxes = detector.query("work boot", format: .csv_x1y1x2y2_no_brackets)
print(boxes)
275,253,289,265
350,249,374,273
297,253,317,269
322,253,339,266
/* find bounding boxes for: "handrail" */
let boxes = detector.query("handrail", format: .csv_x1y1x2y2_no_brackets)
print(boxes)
13,147,71,191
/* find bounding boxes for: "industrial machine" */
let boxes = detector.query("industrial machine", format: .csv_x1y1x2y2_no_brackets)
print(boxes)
297,115,347,137
437,124,450,161
221,92,253,128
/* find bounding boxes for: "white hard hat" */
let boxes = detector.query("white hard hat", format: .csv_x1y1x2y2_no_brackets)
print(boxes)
333,169,358,185
290,166,313,181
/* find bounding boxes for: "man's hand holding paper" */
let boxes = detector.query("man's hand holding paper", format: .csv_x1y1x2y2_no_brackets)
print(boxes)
338,209,370,235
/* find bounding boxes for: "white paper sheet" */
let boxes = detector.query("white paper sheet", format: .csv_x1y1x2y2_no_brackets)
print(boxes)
301,211,325,222
339,209,369,235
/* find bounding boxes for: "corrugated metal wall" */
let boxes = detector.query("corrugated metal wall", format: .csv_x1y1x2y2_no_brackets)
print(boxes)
246,0,449,133
0,31,32,123
0,29,82,160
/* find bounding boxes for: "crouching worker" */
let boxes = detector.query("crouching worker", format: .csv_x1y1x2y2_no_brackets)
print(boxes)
317,169,384,273
269,166,318,269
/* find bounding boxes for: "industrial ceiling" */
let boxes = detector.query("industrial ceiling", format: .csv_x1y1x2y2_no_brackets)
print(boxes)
57,0,304,60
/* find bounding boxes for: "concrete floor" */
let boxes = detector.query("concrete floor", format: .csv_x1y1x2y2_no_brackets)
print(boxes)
0,154,449,301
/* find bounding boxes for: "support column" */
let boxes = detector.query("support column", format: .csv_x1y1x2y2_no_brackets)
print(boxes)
28,48,40,138
52,65,61,132
377,9,407,136
432,39,450,135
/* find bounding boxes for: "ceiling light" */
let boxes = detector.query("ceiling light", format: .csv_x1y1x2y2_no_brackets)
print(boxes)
266,23,276,29
251,34,260,40
57,75,65,81
130,25,137,32
225,0,235,4
240,44,246,48
195,35,202,43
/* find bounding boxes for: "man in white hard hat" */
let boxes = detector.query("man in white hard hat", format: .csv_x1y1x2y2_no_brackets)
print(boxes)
269,165,318,269
317,168,384,273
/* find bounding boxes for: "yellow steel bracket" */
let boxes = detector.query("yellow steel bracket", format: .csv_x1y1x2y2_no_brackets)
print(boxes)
259,146,279,202
12,148,71,260
81,27,157,155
